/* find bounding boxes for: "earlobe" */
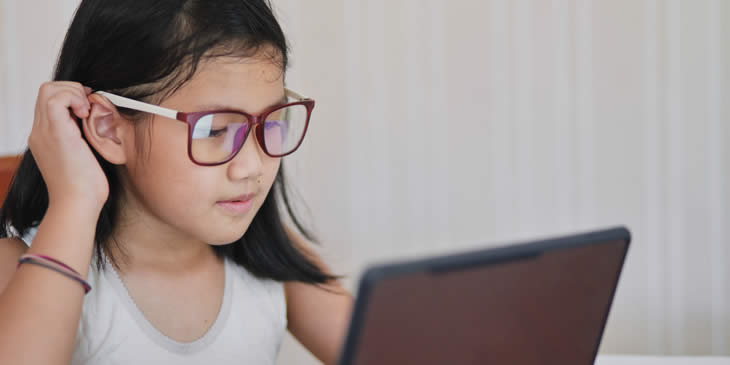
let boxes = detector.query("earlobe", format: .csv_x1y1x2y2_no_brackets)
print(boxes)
82,94,129,165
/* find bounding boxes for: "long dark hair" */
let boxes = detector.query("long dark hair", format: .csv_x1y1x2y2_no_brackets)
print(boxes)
0,0,335,284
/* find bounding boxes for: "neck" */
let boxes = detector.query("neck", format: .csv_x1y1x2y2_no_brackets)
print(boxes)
106,190,218,275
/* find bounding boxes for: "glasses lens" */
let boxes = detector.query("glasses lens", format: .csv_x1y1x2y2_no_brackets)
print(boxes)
191,113,249,164
264,104,308,156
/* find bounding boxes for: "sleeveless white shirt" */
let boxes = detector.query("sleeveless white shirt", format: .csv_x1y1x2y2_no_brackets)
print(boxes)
19,227,287,364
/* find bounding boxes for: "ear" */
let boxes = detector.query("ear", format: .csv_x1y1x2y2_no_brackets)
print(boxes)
81,94,131,165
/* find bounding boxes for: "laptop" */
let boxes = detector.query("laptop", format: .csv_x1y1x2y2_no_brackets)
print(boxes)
337,227,631,365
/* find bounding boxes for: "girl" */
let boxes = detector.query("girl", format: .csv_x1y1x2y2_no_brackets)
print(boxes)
0,1,353,364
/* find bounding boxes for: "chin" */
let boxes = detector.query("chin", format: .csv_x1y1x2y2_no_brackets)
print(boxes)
203,226,251,246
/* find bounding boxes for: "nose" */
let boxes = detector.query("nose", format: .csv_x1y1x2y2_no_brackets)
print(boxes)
226,127,264,181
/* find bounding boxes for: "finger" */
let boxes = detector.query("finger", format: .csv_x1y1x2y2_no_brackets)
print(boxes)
54,82,92,103
35,83,90,131
54,82,90,99
38,82,88,102
54,84,91,111
46,91,90,122
69,95,91,119
54,81,87,92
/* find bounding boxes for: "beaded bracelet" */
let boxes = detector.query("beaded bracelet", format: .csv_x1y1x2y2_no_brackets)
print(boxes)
17,255,91,294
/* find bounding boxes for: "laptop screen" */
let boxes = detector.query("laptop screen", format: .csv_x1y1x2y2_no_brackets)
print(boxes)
340,229,629,365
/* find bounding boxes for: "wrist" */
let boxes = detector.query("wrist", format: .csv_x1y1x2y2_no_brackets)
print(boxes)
48,196,106,218
45,200,104,235
29,203,101,278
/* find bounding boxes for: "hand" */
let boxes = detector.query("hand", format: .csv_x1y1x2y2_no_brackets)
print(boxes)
28,81,109,211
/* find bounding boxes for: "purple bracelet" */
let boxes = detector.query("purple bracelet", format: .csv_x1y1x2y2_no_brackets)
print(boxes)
32,254,81,275
17,255,91,294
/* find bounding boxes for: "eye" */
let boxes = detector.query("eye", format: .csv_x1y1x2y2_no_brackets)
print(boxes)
208,128,227,137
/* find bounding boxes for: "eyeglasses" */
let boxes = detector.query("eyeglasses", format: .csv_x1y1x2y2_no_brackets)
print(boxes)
96,88,315,166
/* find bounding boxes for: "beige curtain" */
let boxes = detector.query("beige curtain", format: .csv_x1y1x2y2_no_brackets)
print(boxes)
274,1,730,362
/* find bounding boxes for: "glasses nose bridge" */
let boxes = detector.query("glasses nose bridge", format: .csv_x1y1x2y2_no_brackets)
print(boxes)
230,122,265,169
248,114,265,128
249,113,269,148
227,113,266,161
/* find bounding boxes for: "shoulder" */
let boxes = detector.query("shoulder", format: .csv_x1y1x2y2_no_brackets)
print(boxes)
227,259,288,329
229,258,285,300
0,237,29,293
0,225,37,293
0,237,28,258
3,225,36,247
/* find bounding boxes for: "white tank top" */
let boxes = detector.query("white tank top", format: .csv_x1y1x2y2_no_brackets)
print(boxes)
20,227,287,364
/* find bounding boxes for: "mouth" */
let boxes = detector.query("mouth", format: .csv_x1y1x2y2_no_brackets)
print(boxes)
218,193,255,203
216,193,256,215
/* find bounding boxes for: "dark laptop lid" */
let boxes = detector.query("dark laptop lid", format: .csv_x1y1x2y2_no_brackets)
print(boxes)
338,227,631,365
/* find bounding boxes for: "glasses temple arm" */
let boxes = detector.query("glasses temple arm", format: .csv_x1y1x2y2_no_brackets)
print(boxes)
95,91,179,120
284,88,309,101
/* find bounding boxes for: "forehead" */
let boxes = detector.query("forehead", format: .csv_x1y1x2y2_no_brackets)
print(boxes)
162,54,285,114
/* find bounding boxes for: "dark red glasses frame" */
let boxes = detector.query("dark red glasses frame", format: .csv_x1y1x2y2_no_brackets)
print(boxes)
96,88,315,166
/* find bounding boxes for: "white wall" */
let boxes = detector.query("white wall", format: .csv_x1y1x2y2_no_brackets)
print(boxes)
1,0,729,363
0,0,78,153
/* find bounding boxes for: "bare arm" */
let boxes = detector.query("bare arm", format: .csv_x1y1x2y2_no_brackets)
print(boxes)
284,228,354,365
0,81,107,364
0,203,99,365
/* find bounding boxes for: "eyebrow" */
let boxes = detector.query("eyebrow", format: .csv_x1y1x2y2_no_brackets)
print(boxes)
193,94,288,113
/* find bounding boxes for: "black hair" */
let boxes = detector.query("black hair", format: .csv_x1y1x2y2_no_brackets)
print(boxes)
0,0,335,284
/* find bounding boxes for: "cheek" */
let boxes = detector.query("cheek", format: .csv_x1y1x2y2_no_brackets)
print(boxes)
128,122,216,209
262,157,281,187
251,156,280,210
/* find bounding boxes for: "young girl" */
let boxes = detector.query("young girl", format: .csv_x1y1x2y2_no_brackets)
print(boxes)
0,1,352,364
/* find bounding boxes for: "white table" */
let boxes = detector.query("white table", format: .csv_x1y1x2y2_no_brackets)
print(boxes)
596,355,730,364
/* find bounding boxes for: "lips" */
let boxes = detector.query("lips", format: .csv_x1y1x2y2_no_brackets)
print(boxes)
216,193,256,215
218,193,255,203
